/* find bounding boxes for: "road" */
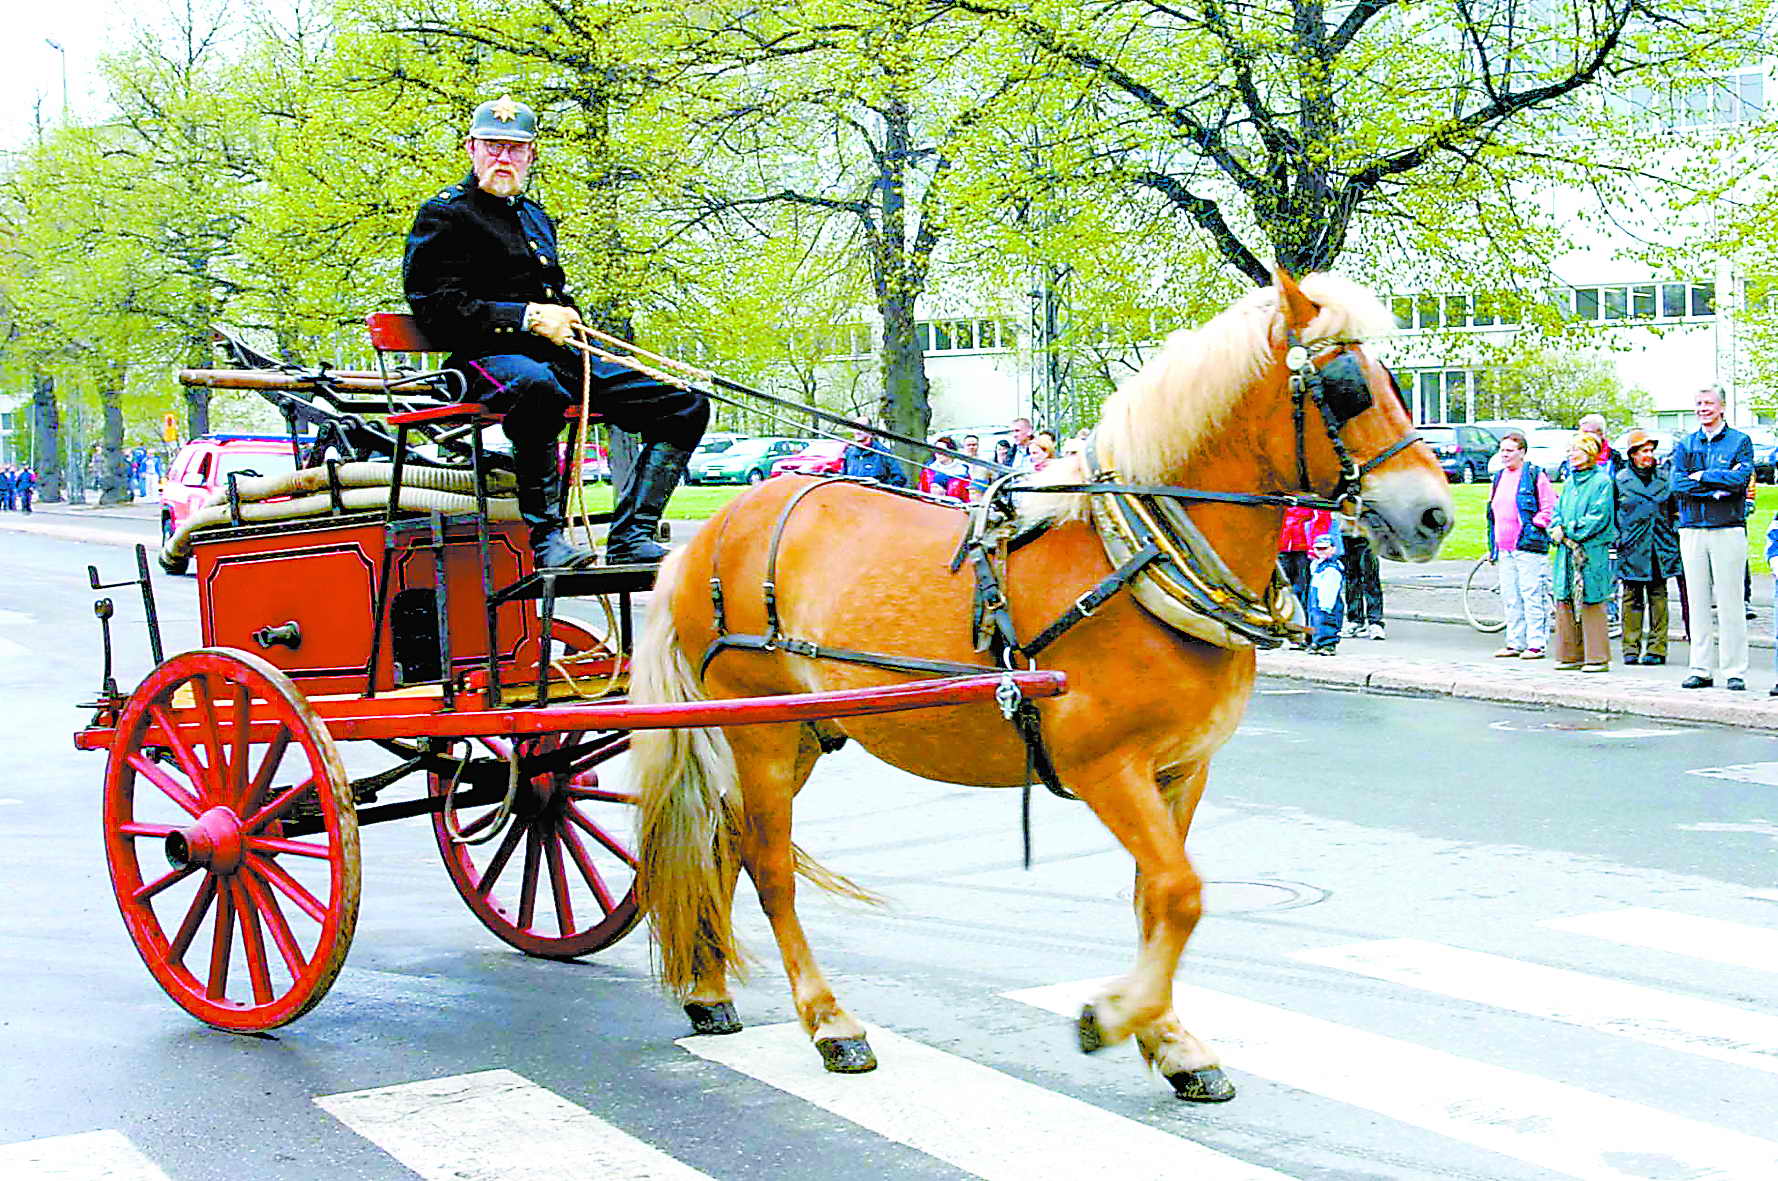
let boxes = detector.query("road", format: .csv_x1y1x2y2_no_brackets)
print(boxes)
2,526,1777,1180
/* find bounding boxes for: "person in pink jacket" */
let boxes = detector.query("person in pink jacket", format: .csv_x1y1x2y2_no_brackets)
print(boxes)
1485,430,1557,658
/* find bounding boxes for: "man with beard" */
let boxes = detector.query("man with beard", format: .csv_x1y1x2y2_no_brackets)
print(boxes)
403,95,708,568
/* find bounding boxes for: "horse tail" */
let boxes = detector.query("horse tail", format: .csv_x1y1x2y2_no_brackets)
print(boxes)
632,550,745,999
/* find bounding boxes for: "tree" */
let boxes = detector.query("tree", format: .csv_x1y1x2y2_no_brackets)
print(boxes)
1479,346,1650,427
944,0,1765,301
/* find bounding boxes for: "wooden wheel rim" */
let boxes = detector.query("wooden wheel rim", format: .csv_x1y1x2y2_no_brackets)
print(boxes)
430,730,641,959
102,648,360,1031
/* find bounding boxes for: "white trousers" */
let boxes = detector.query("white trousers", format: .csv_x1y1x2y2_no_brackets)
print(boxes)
1679,526,1748,679
1498,549,1552,651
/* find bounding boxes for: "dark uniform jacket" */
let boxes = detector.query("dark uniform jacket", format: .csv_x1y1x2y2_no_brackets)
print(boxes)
402,173,577,370
1613,464,1681,582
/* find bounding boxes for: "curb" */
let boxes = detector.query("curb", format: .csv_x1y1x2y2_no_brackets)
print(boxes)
1257,649,1778,732
0,516,155,548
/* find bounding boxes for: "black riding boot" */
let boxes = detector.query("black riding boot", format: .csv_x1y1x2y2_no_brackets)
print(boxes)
511,437,598,570
605,443,691,565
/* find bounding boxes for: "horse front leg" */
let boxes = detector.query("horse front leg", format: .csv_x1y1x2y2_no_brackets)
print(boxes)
1072,758,1234,1101
729,725,876,1073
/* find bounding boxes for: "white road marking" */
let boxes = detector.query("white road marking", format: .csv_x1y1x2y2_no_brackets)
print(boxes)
0,798,20,806
1293,938,1778,1075
0,1129,172,1179
1488,721,1687,737
1751,889,1778,904
0,608,32,625
1006,978,1778,1181
679,1022,1293,1181
1677,819,1778,840
1256,688,1312,695
1594,727,1689,739
316,1069,711,1180
1541,908,1778,974
1688,762,1778,786
0,635,26,660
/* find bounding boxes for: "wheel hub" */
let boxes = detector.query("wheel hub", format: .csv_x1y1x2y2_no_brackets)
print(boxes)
165,807,246,874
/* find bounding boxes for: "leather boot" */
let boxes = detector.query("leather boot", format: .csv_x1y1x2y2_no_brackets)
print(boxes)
605,442,691,565
511,436,598,570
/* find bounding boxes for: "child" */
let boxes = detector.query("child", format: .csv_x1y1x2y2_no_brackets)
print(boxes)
1306,532,1346,654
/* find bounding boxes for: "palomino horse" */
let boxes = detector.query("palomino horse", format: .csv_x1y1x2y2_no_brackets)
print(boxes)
631,270,1452,1099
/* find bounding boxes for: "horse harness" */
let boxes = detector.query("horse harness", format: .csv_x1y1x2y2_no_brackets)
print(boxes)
698,336,1421,842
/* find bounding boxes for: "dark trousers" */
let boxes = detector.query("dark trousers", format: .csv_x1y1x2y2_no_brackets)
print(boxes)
1343,534,1384,626
1278,553,1311,608
1308,592,1344,651
457,352,709,451
1620,578,1669,658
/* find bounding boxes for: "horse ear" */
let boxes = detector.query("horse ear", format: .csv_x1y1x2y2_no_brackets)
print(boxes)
1273,264,1316,338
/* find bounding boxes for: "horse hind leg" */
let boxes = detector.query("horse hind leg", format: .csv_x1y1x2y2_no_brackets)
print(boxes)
682,816,745,1036
730,723,876,1073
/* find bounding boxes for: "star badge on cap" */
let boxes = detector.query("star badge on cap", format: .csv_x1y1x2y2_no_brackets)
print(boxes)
491,95,520,122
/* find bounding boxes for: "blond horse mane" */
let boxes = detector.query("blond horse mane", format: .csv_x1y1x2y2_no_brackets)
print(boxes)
1028,273,1397,524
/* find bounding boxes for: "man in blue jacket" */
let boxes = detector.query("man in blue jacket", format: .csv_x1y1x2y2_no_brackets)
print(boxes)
1671,386,1753,689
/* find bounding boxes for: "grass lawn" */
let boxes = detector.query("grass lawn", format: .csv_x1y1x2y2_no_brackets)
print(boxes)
568,482,746,520
1440,482,1778,567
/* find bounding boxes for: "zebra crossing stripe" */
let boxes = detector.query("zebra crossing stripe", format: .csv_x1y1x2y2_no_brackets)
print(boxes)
1292,938,1778,1075
315,1069,712,1180
678,1022,1294,1181
0,1129,172,1180
1541,908,1778,973
1005,978,1778,1181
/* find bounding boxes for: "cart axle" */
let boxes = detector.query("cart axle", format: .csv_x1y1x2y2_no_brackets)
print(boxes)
164,807,245,875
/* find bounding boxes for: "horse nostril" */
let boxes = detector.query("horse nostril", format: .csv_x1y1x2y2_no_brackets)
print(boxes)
1422,505,1451,537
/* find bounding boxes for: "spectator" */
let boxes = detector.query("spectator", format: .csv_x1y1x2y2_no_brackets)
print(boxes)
926,435,970,499
1340,516,1386,641
993,438,1016,467
841,427,907,486
1577,414,1617,476
1613,428,1679,666
1008,417,1037,473
18,467,33,513
1672,385,1753,690
1279,506,1333,649
0,465,15,511
1030,429,1059,470
1305,532,1345,654
1550,433,1617,672
1485,430,1556,659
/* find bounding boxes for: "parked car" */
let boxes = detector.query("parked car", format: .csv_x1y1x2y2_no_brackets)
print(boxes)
1522,427,1576,478
693,432,747,457
1416,424,1499,483
1745,427,1778,483
770,439,847,478
687,437,811,484
158,434,302,573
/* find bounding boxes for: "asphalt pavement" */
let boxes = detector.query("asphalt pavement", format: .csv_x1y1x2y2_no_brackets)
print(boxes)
4,520,1778,1179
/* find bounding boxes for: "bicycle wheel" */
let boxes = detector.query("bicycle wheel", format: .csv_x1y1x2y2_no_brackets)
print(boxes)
1463,557,1507,633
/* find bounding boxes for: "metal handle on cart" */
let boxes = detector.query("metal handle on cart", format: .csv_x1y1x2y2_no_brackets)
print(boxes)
251,621,302,650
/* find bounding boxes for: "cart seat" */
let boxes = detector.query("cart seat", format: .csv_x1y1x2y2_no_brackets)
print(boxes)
367,312,597,426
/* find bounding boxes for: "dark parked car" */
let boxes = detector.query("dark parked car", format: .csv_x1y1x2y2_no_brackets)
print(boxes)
1417,424,1499,483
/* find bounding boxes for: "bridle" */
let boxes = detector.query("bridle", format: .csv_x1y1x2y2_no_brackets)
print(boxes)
1285,328,1423,515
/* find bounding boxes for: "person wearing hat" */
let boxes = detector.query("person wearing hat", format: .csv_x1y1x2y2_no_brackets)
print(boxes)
1612,427,1679,665
1549,432,1617,671
402,94,709,568
1304,529,1346,655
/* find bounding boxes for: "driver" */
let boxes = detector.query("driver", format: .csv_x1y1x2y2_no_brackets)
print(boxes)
403,94,708,568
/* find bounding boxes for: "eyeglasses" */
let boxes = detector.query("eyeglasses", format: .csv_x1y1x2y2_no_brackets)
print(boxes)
473,139,532,159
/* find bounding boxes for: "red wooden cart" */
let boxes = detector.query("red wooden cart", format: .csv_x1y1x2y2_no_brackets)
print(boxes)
75,319,1064,1033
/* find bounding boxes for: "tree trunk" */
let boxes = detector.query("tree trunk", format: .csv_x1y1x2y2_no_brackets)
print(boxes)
184,385,210,439
877,295,929,475
30,373,62,502
872,98,932,479
99,385,131,505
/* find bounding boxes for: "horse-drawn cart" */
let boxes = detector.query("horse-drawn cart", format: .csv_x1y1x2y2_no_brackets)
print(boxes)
71,316,1066,1033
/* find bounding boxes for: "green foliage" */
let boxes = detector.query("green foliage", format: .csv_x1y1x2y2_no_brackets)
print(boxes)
1477,347,1652,428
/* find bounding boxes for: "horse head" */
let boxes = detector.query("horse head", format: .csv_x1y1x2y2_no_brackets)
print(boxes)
1273,268,1453,562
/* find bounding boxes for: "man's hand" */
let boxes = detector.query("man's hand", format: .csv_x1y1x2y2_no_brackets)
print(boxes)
1549,523,1566,545
525,303,582,347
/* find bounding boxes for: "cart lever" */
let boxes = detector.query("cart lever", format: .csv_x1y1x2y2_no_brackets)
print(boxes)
252,621,303,650
93,599,120,700
86,545,164,666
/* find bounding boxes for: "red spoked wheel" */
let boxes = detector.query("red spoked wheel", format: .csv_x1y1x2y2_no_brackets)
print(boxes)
429,728,640,959
102,648,359,1031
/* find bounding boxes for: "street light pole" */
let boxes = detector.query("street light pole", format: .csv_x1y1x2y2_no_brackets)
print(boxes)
45,39,67,120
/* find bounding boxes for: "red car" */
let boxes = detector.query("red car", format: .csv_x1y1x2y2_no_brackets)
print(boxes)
158,435,300,573
769,439,847,478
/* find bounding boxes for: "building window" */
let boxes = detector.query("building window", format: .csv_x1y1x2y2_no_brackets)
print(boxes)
915,317,1017,354
1399,368,1475,424
1611,69,1765,130
1562,280,1714,324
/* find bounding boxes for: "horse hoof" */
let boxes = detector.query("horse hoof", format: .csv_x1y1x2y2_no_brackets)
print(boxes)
1167,1066,1237,1103
816,1036,877,1073
683,1001,743,1036
1077,1003,1108,1054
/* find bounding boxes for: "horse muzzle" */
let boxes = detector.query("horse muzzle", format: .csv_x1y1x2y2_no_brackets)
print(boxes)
1359,482,1454,563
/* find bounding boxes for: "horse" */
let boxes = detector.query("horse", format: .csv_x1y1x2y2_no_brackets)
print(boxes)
630,268,1453,1099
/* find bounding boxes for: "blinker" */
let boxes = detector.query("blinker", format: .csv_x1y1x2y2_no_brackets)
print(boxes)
1317,350,1373,427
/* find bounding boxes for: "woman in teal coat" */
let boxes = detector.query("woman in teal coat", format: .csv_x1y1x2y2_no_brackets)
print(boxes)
1550,432,1618,671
